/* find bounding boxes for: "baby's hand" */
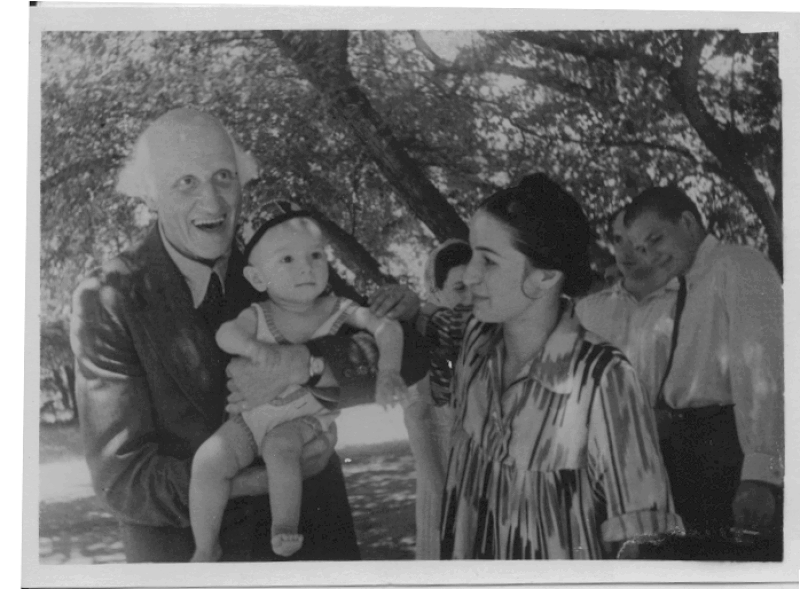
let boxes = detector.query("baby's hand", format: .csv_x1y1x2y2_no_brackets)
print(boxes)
376,369,408,409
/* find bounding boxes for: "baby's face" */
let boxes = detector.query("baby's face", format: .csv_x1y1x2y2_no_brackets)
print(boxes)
247,220,329,305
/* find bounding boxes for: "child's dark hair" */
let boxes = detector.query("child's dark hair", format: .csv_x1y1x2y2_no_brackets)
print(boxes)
432,241,472,289
477,173,593,298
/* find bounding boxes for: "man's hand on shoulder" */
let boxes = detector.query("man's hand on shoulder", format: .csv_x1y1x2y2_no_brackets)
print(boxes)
368,285,420,321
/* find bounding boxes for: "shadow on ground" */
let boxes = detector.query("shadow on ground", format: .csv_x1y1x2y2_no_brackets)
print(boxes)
39,497,126,564
39,440,418,563
339,441,417,560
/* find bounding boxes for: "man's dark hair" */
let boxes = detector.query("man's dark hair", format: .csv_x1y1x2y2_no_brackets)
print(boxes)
625,185,704,229
606,205,628,238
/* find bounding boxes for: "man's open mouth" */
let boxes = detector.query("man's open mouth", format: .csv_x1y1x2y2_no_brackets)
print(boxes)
192,217,226,231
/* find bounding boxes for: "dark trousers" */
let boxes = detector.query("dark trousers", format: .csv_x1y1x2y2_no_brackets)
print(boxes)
659,405,743,536
646,405,782,561
122,453,361,562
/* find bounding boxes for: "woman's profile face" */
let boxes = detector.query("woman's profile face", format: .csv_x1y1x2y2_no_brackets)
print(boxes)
437,265,471,308
463,211,537,324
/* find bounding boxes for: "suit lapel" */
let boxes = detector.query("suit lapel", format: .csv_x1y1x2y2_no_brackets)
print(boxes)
131,228,227,425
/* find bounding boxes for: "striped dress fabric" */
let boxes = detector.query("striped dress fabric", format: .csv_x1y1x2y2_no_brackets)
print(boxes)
440,302,682,559
425,304,474,406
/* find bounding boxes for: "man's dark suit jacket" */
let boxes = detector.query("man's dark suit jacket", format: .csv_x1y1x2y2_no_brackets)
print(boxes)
70,226,423,562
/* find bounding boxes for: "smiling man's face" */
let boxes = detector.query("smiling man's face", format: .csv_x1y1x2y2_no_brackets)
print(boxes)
147,113,242,264
610,210,651,283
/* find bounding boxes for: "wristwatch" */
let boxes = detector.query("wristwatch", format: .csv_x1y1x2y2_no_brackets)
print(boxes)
304,340,325,387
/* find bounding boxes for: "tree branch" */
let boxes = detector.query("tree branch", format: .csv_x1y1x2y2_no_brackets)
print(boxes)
670,31,782,274
267,30,469,241
510,30,674,75
409,30,452,70
41,155,124,194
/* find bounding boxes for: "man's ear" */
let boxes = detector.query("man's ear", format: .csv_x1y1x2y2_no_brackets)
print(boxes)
243,265,268,292
678,210,704,240
142,193,159,212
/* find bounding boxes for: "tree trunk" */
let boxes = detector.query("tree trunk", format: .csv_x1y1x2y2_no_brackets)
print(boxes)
670,32,782,276
50,363,78,423
267,31,469,242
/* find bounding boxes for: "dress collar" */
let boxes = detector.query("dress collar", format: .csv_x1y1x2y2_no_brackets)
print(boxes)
158,223,230,308
524,299,583,396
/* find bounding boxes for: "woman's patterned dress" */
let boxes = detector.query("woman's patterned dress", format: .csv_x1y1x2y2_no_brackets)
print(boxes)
440,302,682,559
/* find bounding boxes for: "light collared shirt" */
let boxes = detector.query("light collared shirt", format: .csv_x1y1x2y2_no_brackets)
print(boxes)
576,278,679,408
441,302,680,559
159,224,229,308
663,235,784,485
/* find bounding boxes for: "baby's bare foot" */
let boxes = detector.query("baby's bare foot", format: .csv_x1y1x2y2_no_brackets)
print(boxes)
190,543,222,562
271,533,304,557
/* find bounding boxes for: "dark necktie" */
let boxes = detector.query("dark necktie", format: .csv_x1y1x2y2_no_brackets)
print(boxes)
198,272,225,328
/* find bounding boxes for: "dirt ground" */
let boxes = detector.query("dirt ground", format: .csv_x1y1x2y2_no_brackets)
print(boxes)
38,407,419,564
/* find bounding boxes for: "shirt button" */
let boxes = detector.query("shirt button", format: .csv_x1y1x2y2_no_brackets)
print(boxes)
344,369,353,378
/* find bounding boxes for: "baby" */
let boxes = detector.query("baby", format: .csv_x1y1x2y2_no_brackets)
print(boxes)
189,208,410,561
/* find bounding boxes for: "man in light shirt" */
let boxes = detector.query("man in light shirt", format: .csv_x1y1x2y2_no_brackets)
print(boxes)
625,186,783,549
576,207,678,408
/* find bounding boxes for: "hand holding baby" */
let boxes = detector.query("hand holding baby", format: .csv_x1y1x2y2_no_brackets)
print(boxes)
226,342,307,413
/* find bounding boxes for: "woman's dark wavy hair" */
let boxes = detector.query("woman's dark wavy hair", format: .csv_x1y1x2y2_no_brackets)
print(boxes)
477,173,593,298
433,241,473,290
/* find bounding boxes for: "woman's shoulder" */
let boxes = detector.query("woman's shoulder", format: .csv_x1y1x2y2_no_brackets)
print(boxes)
572,326,631,377
579,324,616,349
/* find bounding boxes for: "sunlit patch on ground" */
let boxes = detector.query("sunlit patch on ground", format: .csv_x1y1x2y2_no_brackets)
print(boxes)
39,497,126,564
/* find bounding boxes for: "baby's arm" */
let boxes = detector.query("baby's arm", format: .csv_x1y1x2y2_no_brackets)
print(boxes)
345,306,410,408
215,307,261,361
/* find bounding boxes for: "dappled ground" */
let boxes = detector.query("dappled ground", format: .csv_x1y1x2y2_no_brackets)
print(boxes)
340,443,417,560
39,411,418,564
40,496,126,564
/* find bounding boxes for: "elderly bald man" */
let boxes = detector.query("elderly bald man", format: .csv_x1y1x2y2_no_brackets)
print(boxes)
70,108,427,562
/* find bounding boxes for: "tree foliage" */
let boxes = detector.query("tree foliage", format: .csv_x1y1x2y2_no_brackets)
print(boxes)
39,28,781,420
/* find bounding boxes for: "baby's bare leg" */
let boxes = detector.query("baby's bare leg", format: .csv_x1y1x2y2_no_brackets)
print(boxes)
190,418,256,562
262,419,319,557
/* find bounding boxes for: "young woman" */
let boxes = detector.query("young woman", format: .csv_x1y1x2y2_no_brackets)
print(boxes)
438,173,682,559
